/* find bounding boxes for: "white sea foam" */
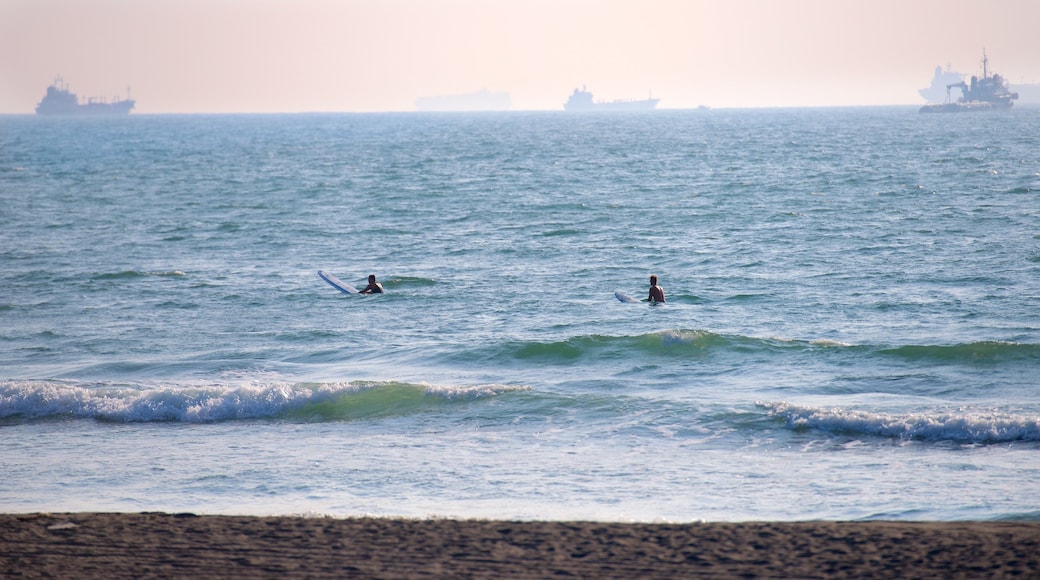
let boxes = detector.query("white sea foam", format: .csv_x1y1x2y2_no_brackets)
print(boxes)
0,380,527,423
761,401,1040,443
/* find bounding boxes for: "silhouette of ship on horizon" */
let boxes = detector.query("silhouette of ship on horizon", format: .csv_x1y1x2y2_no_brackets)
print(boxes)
35,77,135,115
563,86,658,111
919,51,1019,113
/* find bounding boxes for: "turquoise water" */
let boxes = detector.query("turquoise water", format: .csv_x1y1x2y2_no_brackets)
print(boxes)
2,108,1039,521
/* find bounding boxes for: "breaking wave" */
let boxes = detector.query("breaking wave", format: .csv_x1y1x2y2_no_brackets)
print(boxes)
761,401,1040,444
0,380,528,424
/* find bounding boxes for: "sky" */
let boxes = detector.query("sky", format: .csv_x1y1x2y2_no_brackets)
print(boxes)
2,0,1039,114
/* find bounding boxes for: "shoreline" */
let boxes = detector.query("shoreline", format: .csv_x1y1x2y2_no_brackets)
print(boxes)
3,513,1038,578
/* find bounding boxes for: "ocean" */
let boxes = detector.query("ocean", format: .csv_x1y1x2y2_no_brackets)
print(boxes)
2,107,1039,522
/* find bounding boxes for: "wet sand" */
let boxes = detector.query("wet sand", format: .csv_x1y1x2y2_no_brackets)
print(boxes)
2,513,1038,578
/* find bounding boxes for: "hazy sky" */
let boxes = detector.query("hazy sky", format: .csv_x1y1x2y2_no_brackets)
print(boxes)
3,0,1038,113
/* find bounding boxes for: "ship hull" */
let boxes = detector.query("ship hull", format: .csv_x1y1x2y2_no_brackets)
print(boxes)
36,101,135,116
919,100,1013,113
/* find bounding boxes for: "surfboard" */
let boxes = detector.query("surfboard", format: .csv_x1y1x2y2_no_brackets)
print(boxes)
615,291,641,303
318,270,359,295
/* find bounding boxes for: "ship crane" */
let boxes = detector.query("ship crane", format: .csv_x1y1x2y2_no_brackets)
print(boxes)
944,81,967,102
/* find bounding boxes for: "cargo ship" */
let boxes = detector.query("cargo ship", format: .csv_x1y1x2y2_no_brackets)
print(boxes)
35,77,135,115
563,86,658,111
919,51,1018,113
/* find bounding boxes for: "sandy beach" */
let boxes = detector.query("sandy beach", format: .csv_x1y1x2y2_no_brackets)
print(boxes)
2,513,1038,578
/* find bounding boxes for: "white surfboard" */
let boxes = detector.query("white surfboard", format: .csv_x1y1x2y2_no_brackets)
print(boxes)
318,270,359,295
615,291,641,303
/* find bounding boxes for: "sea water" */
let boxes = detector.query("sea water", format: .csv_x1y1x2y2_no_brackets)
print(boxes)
2,108,1039,522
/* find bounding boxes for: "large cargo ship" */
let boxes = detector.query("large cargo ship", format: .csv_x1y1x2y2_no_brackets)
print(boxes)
35,77,135,115
563,86,658,111
919,52,1019,113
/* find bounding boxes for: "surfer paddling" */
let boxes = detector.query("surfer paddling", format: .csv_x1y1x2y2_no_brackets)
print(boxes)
358,274,384,294
647,275,665,303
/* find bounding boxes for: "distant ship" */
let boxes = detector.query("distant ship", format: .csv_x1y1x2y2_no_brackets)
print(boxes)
563,86,659,111
919,51,1018,113
416,89,511,112
920,62,1040,106
919,65,965,104
35,77,135,115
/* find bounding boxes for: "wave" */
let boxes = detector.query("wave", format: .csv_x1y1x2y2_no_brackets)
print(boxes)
91,270,187,281
454,330,859,366
761,401,1040,444
0,380,528,424
6,378,1038,446
540,228,582,237
454,331,1040,368
1006,186,1037,194
879,341,1040,363
383,275,438,289
463,330,796,364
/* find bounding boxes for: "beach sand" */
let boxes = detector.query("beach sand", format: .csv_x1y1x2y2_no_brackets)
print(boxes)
2,513,1038,578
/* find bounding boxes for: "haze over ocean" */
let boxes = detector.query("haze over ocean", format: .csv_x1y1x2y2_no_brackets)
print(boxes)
4,1,1040,113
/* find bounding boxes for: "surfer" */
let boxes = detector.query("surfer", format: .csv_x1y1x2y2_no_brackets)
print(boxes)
648,275,665,303
358,274,384,294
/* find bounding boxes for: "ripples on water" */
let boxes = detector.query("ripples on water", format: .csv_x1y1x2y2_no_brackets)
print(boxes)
1,108,1039,520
